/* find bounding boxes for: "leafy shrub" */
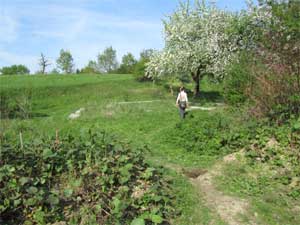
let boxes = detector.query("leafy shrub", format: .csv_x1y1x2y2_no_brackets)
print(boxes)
223,52,252,105
117,53,137,74
133,59,152,82
246,0,300,121
0,65,30,75
244,122,300,199
165,111,251,156
0,130,176,224
224,0,300,121
0,89,32,119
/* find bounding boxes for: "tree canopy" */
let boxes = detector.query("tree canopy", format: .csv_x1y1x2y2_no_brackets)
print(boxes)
118,53,137,74
0,65,30,75
81,60,98,74
146,0,239,95
56,49,74,74
97,46,118,73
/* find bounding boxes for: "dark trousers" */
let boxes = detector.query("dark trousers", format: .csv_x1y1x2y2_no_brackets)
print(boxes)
179,107,186,119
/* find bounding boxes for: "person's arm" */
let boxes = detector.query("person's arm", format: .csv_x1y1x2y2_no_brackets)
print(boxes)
185,93,189,107
176,93,180,105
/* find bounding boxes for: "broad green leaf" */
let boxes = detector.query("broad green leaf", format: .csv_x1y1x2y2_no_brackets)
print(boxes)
115,144,123,151
143,167,155,179
0,172,4,181
25,198,36,206
130,218,145,225
112,198,121,212
153,195,162,202
8,166,16,173
292,121,300,131
151,214,163,224
120,176,130,184
63,188,73,198
24,220,33,225
19,177,30,186
27,186,38,194
42,148,55,159
40,177,46,184
48,194,59,205
102,165,108,173
33,209,45,224
13,199,21,207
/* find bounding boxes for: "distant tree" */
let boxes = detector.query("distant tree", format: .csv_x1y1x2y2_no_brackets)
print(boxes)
133,49,155,81
97,46,118,73
39,53,51,74
50,68,60,74
118,53,137,74
0,65,30,75
56,49,74,74
81,60,98,74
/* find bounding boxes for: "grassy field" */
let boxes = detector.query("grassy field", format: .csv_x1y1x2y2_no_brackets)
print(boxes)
1,74,222,167
1,74,227,224
1,74,299,225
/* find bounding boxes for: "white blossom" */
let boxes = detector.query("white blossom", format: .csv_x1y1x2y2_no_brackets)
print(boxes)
147,0,238,82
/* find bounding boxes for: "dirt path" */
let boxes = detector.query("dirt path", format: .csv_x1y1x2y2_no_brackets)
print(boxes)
117,100,164,104
116,100,222,111
187,106,217,111
168,152,256,225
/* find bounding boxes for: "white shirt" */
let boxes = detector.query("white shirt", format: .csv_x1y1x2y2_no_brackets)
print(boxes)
176,91,188,103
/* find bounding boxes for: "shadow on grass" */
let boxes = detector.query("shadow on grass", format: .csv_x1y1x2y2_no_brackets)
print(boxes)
187,90,223,104
1,112,50,120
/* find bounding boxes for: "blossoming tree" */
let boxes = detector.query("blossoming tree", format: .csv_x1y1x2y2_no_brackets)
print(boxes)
146,0,238,96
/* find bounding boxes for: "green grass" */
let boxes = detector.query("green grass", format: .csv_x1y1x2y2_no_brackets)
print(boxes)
1,74,226,224
1,74,222,168
0,74,131,90
2,74,298,224
215,159,300,225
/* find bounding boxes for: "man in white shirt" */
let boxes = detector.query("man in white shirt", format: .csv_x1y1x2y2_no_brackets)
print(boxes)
176,87,189,119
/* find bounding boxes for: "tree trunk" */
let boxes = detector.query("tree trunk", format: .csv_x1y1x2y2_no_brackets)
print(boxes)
192,70,201,97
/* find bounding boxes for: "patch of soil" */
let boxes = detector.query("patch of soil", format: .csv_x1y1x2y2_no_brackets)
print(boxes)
192,165,254,225
166,151,257,225
182,168,208,179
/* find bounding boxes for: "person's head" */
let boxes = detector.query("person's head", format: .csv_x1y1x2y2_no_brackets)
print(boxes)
180,87,184,92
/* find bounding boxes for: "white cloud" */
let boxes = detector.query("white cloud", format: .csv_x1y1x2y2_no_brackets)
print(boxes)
0,12,19,42
28,5,161,41
0,1,164,72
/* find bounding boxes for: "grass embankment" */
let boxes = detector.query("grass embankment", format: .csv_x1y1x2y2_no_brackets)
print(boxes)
1,74,299,224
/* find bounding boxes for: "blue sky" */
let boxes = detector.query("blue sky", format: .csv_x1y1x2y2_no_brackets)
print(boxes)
0,0,250,73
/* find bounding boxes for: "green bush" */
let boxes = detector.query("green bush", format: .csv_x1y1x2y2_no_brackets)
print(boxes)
0,89,32,119
223,52,252,105
165,111,252,156
133,59,152,82
0,131,176,225
243,121,300,199
0,65,30,75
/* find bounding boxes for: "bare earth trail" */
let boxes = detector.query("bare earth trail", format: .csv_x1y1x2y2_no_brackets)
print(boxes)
68,101,220,119
116,100,222,111
167,152,257,225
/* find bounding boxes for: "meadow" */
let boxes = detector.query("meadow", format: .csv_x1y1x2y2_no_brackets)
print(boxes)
1,74,299,225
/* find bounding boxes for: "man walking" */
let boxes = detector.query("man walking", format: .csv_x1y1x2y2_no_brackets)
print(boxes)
176,87,189,119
